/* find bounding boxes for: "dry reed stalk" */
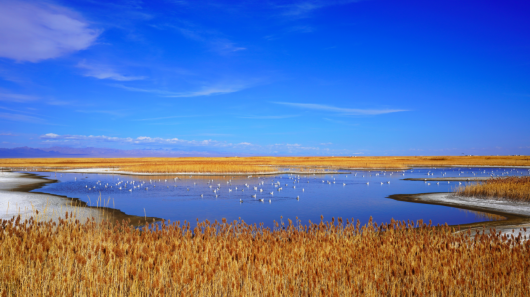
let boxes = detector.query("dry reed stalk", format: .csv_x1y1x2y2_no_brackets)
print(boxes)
455,177,530,201
0,214,529,296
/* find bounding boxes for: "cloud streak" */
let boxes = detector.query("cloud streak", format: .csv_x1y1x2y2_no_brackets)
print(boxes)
40,133,232,147
0,1,100,62
113,82,252,98
0,112,46,124
77,61,146,81
133,115,202,121
239,115,299,119
154,23,247,55
273,102,408,115
274,0,360,18
0,92,39,103
38,133,337,155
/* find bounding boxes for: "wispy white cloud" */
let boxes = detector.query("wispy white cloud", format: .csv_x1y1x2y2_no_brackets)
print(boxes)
239,115,299,119
274,102,408,115
322,118,359,126
75,109,128,117
0,112,46,124
77,61,146,81
38,133,364,155
133,115,202,121
146,122,181,126
209,40,247,55
0,92,39,102
199,133,234,137
153,23,246,55
39,133,232,147
113,82,253,98
168,85,249,97
274,0,360,18
46,99,75,106
0,1,100,62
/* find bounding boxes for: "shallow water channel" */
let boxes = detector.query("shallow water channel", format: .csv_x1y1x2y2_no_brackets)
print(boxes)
30,167,530,228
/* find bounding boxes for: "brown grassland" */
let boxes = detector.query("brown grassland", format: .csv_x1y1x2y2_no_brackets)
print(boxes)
1,214,529,296
455,177,530,201
1,155,529,173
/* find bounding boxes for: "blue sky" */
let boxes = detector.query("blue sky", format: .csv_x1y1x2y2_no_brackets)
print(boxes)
0,0,529,156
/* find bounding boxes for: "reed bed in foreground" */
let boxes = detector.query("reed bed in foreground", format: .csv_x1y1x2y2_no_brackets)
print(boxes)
1,155,530,173
1,215,529,296
455,177,530,201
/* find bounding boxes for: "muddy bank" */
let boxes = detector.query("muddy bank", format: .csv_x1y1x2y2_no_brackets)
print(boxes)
0,171,160,226
388,192,530,237
52,168,349,176
404,177,493,181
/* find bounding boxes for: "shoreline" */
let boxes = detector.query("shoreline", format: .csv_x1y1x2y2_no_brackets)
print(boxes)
387,192,530,236
2,164,529,175
53,168,350,176
4,168,529,234
0,171,161,226
404,177,494,181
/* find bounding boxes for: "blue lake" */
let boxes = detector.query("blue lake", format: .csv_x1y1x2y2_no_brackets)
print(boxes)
30,167,530,228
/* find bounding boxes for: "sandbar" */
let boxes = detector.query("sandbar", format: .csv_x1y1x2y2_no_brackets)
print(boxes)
388,192,530,237
0,171,160,226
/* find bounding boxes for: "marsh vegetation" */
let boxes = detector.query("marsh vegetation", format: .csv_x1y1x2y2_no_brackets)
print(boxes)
455,177,530,201
1,214,529,296
1,155,530,173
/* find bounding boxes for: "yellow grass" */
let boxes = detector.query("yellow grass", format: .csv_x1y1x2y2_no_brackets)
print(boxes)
455,177,530,201
1,214,529,296
1,155,529,173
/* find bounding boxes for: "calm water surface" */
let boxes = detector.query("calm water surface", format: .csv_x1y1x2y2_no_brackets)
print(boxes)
30,167,530,228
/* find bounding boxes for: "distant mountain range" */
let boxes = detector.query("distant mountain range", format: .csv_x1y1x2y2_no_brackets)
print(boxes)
0,146,223,158
0,147,75,158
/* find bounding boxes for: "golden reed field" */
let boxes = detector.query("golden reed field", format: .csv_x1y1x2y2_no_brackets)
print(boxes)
1,214,529,296
456,176,530,201
1,155,529,173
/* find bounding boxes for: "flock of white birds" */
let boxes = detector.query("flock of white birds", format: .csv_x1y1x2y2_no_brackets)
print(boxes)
75,167,530,204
